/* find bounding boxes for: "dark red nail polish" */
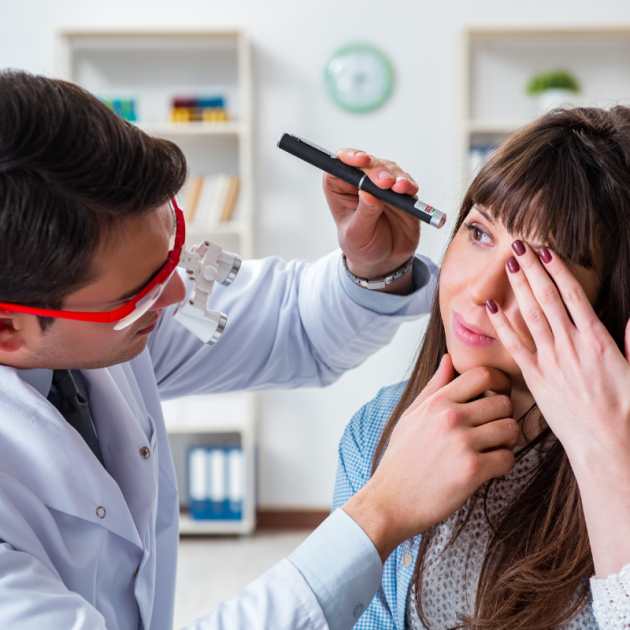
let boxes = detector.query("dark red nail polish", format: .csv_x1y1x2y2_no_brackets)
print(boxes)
538,247,552,263
486,299,498,314
506,256,520,273
512,240,526,256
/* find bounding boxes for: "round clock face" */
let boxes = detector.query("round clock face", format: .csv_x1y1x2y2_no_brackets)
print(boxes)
325,44,394,113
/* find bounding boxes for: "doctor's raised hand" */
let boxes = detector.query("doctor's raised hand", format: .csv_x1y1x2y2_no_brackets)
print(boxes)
324,149,421,295
487,241,630,580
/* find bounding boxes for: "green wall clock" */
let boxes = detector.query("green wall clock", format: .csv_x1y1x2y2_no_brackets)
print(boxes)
325,44,394,113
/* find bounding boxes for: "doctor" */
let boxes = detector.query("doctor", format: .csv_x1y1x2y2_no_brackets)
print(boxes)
0,71,440,630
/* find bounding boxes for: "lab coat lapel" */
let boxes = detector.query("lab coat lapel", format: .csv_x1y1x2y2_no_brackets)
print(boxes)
0,366,142,548
82,364,157,542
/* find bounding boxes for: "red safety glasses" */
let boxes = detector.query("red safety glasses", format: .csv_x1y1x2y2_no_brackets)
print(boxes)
0,197,186,330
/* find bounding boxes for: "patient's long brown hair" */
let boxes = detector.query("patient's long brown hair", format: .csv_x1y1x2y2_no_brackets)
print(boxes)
372,107,630,629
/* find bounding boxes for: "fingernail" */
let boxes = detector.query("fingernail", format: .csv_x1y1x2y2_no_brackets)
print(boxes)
538,247,552,263
506,256,520,273
358,192,377,208
512,240,526,256
395,175,408,183
355,151,368,157
379,171,393,180
486,299,498,314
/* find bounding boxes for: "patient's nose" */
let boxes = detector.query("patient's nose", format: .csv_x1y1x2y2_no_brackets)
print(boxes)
467,255,510,307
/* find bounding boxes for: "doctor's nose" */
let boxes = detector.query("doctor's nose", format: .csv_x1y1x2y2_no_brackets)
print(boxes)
152,272,186,311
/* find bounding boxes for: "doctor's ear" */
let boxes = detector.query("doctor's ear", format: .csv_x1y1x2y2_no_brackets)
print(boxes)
0,311,25,353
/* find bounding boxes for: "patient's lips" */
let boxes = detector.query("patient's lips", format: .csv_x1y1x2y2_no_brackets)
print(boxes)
452,311,497,347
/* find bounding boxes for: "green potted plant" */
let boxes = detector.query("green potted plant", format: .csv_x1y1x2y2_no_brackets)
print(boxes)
526,69,580,113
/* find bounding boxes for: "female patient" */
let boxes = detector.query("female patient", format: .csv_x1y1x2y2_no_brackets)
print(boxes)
334,106,630,629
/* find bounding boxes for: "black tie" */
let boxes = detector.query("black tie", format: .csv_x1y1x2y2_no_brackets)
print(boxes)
48,369,105,467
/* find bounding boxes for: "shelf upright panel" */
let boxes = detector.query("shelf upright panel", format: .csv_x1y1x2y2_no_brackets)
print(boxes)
456,28,472,199
236,32,254,260
55,30,257,536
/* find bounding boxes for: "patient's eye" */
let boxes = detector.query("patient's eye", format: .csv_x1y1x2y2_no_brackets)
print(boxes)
463,222,492,246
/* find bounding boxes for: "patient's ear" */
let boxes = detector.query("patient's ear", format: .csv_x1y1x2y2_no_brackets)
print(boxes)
0,311,25,352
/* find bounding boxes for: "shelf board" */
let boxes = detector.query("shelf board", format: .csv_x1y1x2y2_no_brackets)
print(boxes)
166,420,249,434
179,512,254,535
186,223,245,236
467,26,630,38
466,120,525,135
137,121,244,137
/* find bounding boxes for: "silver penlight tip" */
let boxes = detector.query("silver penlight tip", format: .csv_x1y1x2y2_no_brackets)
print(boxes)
431,210,447,229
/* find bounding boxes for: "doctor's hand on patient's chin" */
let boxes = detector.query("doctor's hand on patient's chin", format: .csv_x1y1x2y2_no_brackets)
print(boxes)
342,355,520,563
323,149,421,295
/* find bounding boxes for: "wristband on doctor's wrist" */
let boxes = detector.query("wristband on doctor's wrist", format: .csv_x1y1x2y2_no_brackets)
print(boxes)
342,254,414,290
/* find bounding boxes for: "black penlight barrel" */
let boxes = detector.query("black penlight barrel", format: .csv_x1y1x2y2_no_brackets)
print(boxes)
277,133,446,229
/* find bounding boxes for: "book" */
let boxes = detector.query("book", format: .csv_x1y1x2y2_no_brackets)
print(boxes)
193,176,218,229
220,176,240,223
181,176,204,223
206,174,231,228
188,448,209,519
227,448,244,520
207,448,227,518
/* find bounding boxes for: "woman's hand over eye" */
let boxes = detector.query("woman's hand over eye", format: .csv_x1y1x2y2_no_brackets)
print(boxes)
343,355,519,562
486,242,630,577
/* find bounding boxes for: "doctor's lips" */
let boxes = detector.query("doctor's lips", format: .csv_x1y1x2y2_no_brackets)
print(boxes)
452,311,497,347
136,311,161,335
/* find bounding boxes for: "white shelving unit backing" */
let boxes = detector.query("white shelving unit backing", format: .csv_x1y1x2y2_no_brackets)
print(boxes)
56,30,256,535
457,27,630,196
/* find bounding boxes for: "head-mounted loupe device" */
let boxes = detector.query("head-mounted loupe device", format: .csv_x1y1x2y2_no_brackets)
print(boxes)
0,197,241,345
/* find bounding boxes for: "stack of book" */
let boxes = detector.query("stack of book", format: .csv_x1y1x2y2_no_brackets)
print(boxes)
180,174,240,229
99,97,137,122
170,96,229,123
188,447,244,520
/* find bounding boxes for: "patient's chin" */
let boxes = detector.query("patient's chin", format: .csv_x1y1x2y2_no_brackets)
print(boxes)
449,350,505,378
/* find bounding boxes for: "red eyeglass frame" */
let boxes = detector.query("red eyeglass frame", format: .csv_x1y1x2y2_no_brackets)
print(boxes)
0,197,186,325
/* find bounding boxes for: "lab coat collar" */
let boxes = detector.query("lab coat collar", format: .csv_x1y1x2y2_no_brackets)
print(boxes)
16,367,53,398
0,364,143,548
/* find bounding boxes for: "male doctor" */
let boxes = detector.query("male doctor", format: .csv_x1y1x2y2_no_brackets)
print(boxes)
0,71,439,629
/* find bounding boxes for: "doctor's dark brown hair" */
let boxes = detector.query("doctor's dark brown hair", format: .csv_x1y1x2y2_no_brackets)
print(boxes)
0,70,187,330
372,107,630,629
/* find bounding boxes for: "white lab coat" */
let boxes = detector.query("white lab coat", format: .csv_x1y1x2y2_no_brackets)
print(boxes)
0,252,437,630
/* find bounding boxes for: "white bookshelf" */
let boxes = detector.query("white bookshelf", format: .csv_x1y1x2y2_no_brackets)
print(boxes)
56,30,256,535
457,27,630,194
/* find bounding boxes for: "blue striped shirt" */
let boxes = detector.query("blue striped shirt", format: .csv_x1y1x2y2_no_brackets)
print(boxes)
332,382,417,630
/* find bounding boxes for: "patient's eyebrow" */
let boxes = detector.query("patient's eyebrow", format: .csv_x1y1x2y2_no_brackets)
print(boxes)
473,206,494,223
473,204,548,250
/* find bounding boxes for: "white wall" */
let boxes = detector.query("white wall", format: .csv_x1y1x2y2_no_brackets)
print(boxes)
3,0,630,508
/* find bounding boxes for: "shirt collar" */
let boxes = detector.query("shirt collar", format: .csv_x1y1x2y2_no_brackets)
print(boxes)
16,368,53,398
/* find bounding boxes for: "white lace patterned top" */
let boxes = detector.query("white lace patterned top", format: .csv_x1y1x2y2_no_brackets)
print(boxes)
333,382,630,629
405,444,614,629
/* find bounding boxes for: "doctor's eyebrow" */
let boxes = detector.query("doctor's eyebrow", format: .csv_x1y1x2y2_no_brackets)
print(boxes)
115,273,158,304
113,207,175,304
